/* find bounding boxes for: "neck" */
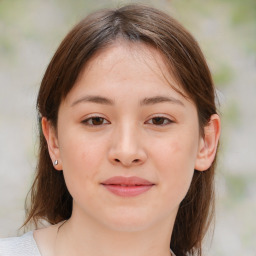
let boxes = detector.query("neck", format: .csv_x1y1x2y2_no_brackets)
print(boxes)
55,209,175,256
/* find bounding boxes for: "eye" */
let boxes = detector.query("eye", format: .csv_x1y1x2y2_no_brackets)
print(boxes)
146,116,174,126
82,116,110,126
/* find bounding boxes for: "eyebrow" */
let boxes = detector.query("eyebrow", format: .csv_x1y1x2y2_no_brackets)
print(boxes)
140,96,184,106
71,95,114,106
71,95,184,107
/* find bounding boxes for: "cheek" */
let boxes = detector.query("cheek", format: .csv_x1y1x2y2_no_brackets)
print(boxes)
151,134,198,198
58,133,106,197
153,134,197,170
60,130,103,169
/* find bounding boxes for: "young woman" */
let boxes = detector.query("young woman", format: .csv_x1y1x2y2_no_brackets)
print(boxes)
0,4,220,256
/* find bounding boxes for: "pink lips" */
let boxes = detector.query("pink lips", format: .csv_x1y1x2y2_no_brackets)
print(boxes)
101,176,154,197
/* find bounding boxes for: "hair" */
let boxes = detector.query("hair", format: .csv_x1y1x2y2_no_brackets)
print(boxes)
24,4,218,256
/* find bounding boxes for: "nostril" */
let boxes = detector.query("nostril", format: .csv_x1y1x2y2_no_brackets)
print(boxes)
115,159,120,162
133,159,139,163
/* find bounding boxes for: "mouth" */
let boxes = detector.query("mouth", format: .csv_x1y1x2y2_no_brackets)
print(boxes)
101,176,155,197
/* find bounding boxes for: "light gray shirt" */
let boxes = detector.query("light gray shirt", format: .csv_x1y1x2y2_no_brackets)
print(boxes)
0,231,176,256
0,231,41,256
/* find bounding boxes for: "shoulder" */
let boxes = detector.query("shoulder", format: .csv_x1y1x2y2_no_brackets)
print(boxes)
0,231,41,256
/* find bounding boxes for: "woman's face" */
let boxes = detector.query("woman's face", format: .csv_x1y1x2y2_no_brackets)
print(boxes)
47,43,206,231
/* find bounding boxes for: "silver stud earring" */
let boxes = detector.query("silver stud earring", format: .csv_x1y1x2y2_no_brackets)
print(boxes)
54,160,58,166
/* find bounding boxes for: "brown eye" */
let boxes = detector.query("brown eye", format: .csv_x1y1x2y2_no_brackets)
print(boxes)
152,117,165,125
146,116,173,126
91,117,104,125
82,116,109,126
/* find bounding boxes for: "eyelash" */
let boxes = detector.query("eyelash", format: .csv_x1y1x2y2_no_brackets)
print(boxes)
82,115,174,127
145,116,174,126
82,116,110,126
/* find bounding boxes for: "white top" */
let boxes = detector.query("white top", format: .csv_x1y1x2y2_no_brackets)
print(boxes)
0,231,41,256
0,231,176,256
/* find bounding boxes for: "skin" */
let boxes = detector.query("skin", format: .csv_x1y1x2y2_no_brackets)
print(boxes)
36,42,220,256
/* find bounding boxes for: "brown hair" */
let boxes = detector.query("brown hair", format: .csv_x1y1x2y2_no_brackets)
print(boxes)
24,4,218,256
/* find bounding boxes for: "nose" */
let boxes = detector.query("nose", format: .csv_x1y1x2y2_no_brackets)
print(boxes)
108,123,147,167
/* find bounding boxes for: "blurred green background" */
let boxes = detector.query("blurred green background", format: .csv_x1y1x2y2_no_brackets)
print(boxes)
0,0,255,255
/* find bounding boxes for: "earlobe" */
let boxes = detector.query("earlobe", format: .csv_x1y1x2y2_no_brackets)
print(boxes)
195,114,221,171
41,117,62,171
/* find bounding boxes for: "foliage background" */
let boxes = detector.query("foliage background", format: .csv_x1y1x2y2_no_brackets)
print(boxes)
0,0,255,255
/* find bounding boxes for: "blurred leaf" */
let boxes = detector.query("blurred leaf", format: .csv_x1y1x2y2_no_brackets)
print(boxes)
223,100,240,126
213,63,234,87
225,173,247,200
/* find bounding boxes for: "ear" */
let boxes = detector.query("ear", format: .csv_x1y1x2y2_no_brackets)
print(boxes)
41,117,63,171
195,114,221,171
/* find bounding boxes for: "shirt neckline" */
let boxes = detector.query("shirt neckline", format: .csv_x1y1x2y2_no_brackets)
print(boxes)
30,230,175,256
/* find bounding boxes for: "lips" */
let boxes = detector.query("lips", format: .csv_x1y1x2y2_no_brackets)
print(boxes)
102,176,154,186
101,176,155,197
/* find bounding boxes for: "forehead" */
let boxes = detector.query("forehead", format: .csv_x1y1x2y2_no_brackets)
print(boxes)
65,41,191,105
84,42,183,85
